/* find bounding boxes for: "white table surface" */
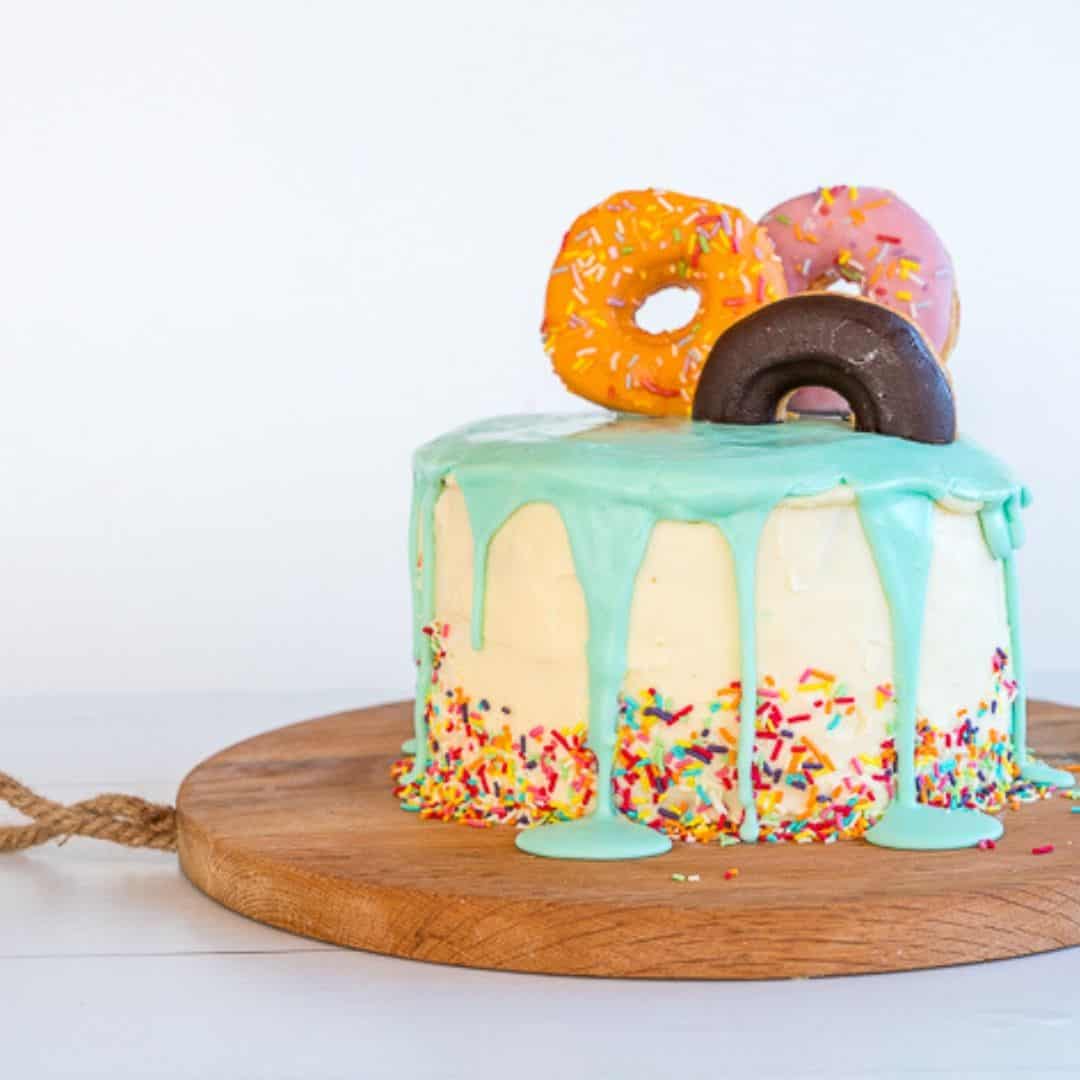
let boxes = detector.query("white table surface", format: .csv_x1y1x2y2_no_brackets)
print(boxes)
4,683,1080,1079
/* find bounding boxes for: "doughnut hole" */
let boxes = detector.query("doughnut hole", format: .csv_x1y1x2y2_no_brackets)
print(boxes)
820,277,864,298
780,386,854,420
634,286,700,335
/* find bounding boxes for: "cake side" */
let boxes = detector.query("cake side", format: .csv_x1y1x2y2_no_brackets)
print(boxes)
395,478,1034,842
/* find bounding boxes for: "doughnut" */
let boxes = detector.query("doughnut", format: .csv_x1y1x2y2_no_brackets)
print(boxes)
760,185,958,359
542,189,788,417
691,294,957,445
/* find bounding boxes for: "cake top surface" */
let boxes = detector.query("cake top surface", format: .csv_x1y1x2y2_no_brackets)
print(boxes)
416,413,1019,512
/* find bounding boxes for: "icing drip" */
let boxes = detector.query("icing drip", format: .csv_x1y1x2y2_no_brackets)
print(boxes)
860,493,1001,848
408,414,1069,859
979,491,1072,790
715,508,773,844
516,500,671,859
405,482,439,786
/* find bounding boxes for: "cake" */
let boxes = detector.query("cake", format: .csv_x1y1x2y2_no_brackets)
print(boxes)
393,186,1074,859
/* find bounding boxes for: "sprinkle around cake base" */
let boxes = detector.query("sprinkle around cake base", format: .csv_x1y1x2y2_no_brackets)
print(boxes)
176,700,1080,980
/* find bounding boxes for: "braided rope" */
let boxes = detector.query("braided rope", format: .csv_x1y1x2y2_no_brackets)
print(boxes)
0,771,177,853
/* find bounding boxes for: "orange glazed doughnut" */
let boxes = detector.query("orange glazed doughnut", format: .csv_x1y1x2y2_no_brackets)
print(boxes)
542,189,787,417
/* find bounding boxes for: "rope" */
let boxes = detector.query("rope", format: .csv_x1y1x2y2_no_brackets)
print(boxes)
0,771,177,853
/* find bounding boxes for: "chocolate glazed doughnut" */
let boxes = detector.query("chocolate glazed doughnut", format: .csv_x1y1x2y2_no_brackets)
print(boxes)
691,294,956,445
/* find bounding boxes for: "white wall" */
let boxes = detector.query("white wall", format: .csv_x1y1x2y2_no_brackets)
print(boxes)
1,0,1077,697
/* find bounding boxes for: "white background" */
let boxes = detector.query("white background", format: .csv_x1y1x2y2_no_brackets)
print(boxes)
2,1,1079,699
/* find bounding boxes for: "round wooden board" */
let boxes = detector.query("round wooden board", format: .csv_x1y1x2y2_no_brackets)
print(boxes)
176,700,1080,980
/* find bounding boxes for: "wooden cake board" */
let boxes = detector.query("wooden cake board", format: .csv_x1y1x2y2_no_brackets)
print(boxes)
176,700,1080,980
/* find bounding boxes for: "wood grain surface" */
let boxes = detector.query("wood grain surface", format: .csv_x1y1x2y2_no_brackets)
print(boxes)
176,700,1080,979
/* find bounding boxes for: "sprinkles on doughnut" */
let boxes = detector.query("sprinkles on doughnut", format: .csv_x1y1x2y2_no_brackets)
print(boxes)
542,188,787,417
760,185,958,359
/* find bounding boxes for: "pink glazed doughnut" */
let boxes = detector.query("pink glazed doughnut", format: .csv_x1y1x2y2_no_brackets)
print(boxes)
760,186,958,413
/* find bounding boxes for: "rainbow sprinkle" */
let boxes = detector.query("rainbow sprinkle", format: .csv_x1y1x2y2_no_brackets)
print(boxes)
394,634,1056,844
